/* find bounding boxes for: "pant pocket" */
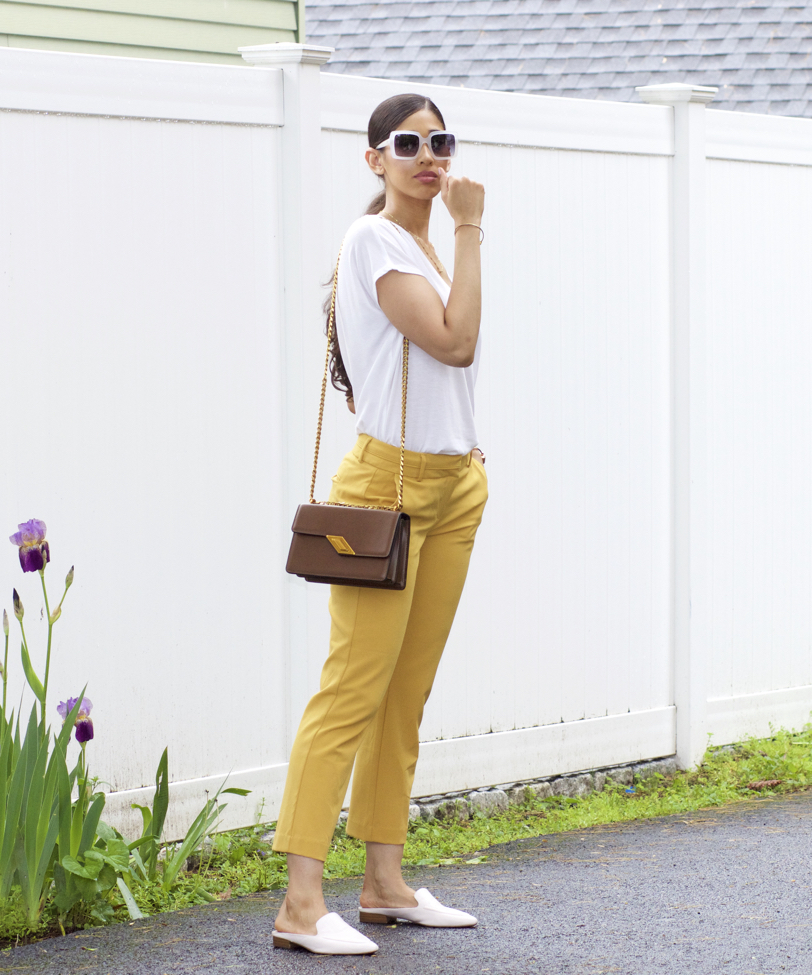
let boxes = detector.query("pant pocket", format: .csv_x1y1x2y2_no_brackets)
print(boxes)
328,455,378,506
363,467,399,507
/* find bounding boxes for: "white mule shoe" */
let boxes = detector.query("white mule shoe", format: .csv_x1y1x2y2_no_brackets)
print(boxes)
273,913,379,954
359,888,478,928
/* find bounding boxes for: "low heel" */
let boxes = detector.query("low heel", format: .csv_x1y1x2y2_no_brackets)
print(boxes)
273,934,293,949
359,910,394,925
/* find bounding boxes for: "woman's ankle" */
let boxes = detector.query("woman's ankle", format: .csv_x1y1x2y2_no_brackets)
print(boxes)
360,841,416,907
275,893,329,934
275,852,329,933
360,877,417,908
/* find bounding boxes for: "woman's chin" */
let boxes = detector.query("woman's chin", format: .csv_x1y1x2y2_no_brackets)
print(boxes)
397,182,442,201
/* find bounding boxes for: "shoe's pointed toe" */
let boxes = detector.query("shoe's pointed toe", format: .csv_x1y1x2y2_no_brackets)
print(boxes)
273,912,379,954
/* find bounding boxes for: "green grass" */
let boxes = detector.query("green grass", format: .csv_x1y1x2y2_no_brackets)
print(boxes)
2,723,812,949
325,723,812,874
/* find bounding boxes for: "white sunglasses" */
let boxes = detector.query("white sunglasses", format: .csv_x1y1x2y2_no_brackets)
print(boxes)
375,130,457,160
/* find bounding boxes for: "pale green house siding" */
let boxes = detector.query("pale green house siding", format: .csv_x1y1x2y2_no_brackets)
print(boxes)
0,0,303,65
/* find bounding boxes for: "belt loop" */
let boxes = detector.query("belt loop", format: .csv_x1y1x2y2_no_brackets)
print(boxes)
466,450,472,467
356,436,368,463
418,453,427,480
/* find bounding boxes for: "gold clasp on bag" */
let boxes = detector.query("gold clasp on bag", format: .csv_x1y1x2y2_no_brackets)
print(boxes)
327,535,355,556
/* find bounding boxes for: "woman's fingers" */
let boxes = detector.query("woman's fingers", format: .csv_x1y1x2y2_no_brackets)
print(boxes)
442,174,485,225
438,166,450,206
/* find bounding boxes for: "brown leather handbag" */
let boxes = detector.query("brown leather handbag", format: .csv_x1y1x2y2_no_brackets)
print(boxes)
286,248,411,590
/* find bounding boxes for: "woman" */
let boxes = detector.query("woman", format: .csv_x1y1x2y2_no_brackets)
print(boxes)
272,93,487,955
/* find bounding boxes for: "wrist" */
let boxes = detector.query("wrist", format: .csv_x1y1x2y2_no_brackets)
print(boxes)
454,223,484,244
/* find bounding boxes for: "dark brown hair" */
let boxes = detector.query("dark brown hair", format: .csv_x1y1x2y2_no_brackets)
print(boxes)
327,93,447,403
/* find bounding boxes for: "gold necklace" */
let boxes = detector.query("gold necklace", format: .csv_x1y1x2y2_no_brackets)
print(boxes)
381,211,448,279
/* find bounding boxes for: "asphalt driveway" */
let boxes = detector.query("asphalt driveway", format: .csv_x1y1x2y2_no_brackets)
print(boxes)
2,791,811,975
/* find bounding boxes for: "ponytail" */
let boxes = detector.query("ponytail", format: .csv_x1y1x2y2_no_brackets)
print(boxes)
365,190,386,216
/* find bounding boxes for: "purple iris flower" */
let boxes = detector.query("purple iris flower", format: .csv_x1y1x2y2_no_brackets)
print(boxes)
57,696,94,743
9,520,50,573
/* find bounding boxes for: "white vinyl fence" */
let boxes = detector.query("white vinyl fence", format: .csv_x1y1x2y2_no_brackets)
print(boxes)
1,44,811,838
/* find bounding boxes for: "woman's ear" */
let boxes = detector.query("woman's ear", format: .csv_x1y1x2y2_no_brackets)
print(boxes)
365,147,385,176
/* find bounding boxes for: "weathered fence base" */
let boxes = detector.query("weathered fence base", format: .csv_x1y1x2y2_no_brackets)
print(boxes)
104,707,674,839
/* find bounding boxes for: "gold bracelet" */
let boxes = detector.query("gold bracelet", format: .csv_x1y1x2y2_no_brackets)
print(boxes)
454,223,484,244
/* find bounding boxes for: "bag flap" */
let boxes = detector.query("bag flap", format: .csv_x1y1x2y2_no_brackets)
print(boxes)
291,504,404,558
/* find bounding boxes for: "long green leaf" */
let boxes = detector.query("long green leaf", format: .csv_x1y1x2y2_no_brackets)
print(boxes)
151,749,169,841
141,749,169,882
127,834,155,854
11,832,31,913
19,642,44,703
22,733,50,883
55,742,72,860
21,707,38,795
0,705,15,754
116,877,145,920
78,794,105,857
32,812,60,905
69,787,84,859
130,803,152,838
31,744,71,900
17,711,70,923
0,710,16,843
130,846,147,882
35,745,60,857
162,800,226,892
0,706,38,895
0,727,22,888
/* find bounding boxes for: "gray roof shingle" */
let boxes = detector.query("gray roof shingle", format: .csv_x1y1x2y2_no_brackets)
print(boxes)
306,0,812,116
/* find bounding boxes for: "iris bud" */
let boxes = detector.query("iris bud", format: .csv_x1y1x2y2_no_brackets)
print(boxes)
65,566,74,590
2,609,7,637
12,590,23,622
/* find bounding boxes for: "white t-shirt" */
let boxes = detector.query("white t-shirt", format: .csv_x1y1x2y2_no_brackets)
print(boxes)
334,214,481,456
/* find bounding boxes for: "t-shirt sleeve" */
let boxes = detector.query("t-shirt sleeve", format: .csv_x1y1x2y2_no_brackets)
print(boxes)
345,220,426,298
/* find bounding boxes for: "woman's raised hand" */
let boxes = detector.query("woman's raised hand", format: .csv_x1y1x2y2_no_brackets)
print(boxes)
438,169,485,227
376,164,484,368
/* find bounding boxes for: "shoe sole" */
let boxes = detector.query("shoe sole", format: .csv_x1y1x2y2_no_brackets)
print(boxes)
273,932,378,954
359,911,394,925
359,909,477,928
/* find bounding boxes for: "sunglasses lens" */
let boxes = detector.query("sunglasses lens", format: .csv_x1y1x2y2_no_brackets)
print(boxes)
431,133,456,158
393,133,420,157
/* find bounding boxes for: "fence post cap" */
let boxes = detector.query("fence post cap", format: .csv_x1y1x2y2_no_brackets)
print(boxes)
635,83,718,105
239,43,334,67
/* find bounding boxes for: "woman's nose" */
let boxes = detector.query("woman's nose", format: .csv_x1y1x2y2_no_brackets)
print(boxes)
417,142,433,163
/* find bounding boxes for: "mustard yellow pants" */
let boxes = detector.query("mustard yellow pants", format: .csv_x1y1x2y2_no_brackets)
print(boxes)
273,434,488,861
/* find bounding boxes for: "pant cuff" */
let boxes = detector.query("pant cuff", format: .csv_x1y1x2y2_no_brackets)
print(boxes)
271,830,331,862
346,820,409,846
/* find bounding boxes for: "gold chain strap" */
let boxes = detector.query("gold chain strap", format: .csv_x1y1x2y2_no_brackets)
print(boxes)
309,243,409,512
